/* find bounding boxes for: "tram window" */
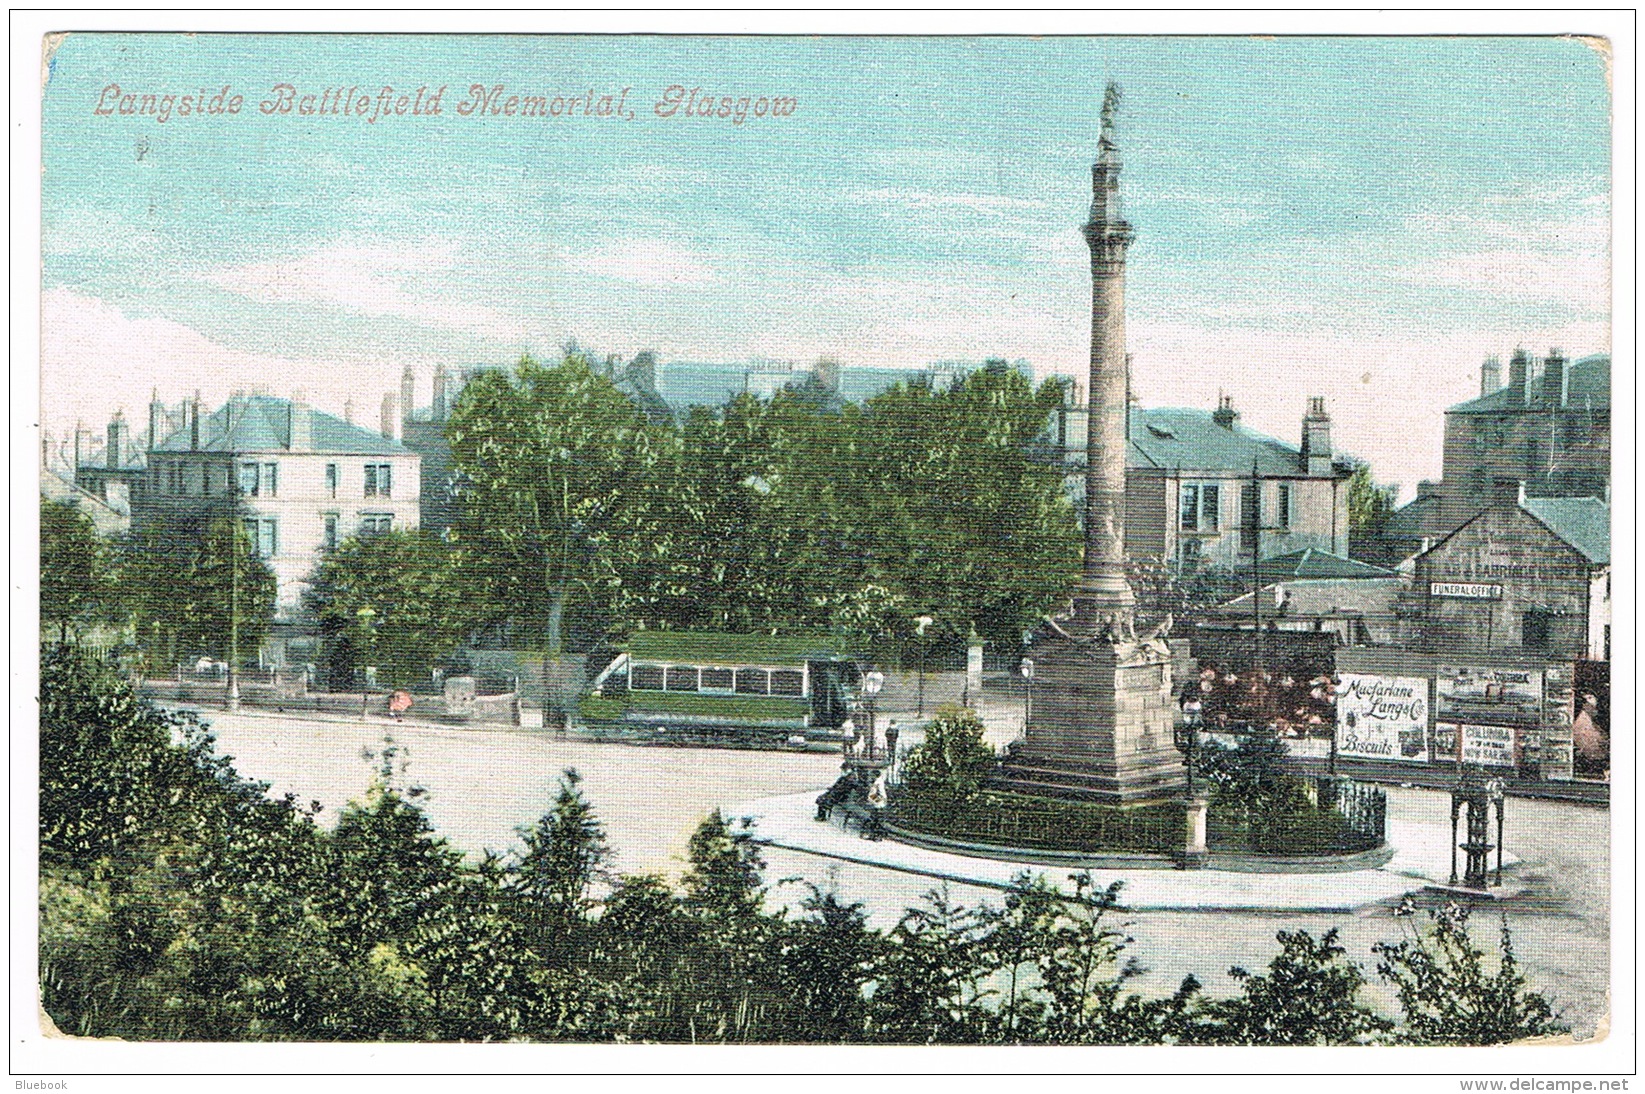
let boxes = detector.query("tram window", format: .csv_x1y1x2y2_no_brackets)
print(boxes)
631,664,665,691
771,670,805,696
736,668,769,694
701,667,735,691
666,667,699,691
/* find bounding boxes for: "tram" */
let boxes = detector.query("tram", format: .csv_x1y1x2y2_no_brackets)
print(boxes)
578,631,864,749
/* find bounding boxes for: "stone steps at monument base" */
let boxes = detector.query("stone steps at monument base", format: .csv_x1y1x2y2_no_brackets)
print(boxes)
987,757,1188,806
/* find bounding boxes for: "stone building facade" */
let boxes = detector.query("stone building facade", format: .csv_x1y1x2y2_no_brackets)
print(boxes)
1043,394,1352,570
1403,486,1609,663
134,393,420,666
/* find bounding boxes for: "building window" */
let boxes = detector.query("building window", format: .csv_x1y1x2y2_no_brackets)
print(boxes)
238,462,260,496
1180,483,1220,532
326,463,339,499
364,463,392,497
700,667,735,692
241,518,278,558
735,668,770,695
665,666,699,692
770,669,805,697
1276,482,1292,530
262,462,278,497
323,513,339,550
1522,610,1554,651
359,513,393,537
630,664,665,691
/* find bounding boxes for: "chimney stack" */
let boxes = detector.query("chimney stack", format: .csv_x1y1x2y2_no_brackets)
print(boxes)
289,390,312,451
401,365,416,428
1542,349,1568,407
1301,396,1333,476
106,411,125,469
1212,394,1238,429
432,364,449,423
344,398,356,425
1417,479,1441,500
1480,355,1502,397
381,393,400,442
1508,347,1530,405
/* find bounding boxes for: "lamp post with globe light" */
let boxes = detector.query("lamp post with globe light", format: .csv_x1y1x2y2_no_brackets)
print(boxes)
914,614,934,717
1020,657,1034,737
861,669,885,760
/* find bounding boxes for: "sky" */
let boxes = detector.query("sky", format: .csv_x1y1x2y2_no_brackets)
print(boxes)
38,33,1611,497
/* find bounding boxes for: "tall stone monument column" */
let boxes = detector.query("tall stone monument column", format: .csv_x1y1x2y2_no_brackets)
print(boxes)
993,83,1186,806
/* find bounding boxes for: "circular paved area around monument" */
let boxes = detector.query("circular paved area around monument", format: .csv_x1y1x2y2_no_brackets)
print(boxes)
726,790,1525,913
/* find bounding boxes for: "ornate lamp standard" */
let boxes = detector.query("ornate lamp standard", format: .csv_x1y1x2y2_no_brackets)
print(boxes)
861,669,885,760
1020,657,1035,735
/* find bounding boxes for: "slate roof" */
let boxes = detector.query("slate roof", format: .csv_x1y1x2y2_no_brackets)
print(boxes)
1378,493,1453,547
154,396,410,456
1521,496,1610,565
1126,408,1335,478
1447,354,1610,414
1255,549,1400,583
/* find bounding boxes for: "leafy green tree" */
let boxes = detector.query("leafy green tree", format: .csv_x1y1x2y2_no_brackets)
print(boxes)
1374,901,1565,1045
111,517,275,670
1031,873,1156,1044
1198,928,1390,1045
853,369,1080,652
773,884,881,1042
446,354,664,724
899,705,997,811
682,809,766,920
1345,459,1399,559
869,885,995,1044
304,529,477,689
40,499,112,643
510,768,611,949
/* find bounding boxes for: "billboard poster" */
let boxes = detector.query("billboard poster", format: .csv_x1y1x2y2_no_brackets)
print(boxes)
1458,723,1517,767
1335,674,1429,762
1435,665,1544,725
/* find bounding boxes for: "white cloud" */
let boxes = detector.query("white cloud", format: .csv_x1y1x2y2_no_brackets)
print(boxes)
39,288,441,441
849,187,1045,218
581,240,721,286
207,238,523,335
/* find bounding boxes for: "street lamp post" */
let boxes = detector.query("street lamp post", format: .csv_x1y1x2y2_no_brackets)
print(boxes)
914,615,934,717
861,669,885,761
1019,657,1034,735
356,605,378,719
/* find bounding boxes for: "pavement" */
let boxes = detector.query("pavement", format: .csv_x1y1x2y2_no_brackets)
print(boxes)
726,789,1525,913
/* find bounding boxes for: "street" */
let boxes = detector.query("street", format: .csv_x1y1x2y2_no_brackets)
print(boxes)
197,706,1611,1041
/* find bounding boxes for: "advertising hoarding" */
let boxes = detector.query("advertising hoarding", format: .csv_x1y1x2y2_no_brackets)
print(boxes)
1335,673,1429,762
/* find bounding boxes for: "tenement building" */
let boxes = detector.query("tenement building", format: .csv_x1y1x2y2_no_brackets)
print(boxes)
1372,349,1609,563
134,393,421,667
1042,392,1353,570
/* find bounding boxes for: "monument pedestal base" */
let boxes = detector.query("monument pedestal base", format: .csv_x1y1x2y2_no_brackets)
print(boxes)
991,614,1186,807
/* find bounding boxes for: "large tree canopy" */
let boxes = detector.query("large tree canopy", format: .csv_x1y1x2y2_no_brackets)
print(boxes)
446,354,666,654
112,516,275,669
40,499,112,643
304,530,479,690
